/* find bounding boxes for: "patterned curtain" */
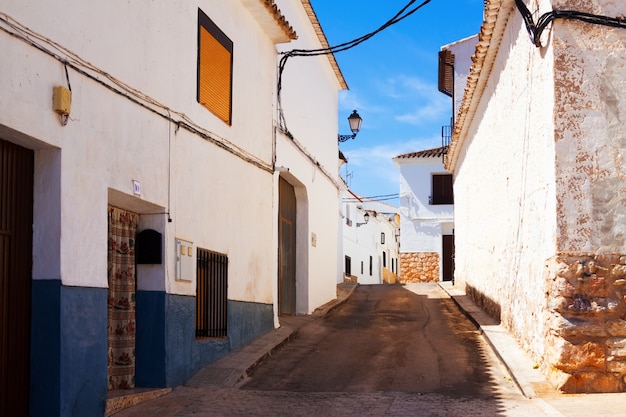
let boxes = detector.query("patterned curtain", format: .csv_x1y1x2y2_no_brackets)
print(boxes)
107,206,138,390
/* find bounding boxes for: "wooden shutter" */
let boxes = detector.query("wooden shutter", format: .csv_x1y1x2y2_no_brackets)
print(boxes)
198,10,233,125
432,174,453,205
438,50,454,98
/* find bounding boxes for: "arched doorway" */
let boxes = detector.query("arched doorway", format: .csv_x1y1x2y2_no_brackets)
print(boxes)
278,177,296,315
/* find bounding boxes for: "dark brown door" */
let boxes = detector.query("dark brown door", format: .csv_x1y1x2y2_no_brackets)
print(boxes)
278,177,296,315
1,139,34,416
442,235,455,282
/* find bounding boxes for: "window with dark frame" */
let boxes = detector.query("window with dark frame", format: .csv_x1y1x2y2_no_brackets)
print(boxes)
369,256,373,276
197,9,233,125
345,255,351,276
431,174,453,205
196,248,228,338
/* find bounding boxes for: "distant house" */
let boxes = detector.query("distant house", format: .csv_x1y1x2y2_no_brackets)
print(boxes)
0,1,347,415
445,0,626,393
339,187,400,285
393,146,454,283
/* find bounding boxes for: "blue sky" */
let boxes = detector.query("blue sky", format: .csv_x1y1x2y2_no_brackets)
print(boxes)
309,0,484,204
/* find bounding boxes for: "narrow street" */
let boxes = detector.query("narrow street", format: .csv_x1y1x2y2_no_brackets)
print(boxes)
115,283,558,416
242,283,496,395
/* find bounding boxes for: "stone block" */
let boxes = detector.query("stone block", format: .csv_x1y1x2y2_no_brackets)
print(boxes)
552,340,605,371
612,264,626,277
607,320,626,337
558,372,622,393
607,338,626,357
551,315,607,338
586,276,609,297
607,360,626,373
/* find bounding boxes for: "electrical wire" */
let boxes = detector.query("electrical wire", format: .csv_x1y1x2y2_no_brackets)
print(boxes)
342,193,400,203
514,0,626,47
277,0,432,133
0,12,273,174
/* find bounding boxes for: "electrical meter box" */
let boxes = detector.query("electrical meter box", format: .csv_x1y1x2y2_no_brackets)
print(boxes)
175,238,195,282
53,86,72,115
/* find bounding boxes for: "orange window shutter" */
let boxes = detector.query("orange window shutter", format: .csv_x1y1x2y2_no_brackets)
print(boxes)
199,26,232,124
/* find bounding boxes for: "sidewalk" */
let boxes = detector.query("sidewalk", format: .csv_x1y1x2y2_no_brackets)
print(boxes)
437,281,552,399
439,281,626,417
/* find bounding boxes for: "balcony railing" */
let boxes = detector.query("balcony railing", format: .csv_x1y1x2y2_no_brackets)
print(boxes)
441,125,452,148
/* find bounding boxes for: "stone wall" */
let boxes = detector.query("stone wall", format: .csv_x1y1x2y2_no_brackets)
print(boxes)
547,254,626,393
400,252,439,283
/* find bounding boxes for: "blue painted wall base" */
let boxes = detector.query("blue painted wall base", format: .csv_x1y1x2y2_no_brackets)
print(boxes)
30,284,274,417
30,281,108,417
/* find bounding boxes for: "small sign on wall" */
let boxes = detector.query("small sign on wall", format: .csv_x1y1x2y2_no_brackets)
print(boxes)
132,180,141,196
175,238,194,281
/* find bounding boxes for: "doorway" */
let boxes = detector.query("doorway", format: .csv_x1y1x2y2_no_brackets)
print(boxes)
442,234,455,282
0,139,34,416
278,177,296,315
107,206,139,390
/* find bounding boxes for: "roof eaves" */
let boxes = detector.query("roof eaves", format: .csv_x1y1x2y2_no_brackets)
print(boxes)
241,0,298,43
301,0,349,90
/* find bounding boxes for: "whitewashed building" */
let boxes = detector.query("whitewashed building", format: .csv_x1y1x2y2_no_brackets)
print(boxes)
446,0,626,393
0,1,346,415
393,147,454,282
340,188,400,285
391,35,477,284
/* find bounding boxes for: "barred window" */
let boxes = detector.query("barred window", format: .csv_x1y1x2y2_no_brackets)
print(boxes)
196,248,228,338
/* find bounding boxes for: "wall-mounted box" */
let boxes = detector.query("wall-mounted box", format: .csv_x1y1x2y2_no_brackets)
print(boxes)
175,238,195,281
136,229,162,264
52,86,71,115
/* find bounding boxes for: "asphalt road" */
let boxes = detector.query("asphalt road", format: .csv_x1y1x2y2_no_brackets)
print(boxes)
241,283,504,396
117,283,605,416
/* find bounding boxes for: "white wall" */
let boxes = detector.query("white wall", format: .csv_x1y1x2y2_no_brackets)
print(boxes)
0,1,285,307
341,190,400,285
274,0,344,313
451,3,557,356
443,35,478,123
396,157,453,254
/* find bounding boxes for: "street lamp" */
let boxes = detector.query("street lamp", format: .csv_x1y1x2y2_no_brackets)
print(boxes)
338,110,362,142
356,211,370,227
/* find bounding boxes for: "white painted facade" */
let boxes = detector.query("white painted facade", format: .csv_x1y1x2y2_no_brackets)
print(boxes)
393,149,453,281
340,188,400,285
446,0,626,392
1,0,343,315
0,0,347,413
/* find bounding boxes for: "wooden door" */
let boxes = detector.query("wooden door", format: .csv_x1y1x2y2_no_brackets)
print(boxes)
278,177,296,315
0,139,34,416
442,235,455,282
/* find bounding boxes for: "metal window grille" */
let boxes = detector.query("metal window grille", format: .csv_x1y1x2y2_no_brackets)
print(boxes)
196,248,228,338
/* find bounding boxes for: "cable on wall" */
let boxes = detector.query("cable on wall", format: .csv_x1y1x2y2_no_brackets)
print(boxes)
514,0,626,47
0,12,273,175
277,0,432,134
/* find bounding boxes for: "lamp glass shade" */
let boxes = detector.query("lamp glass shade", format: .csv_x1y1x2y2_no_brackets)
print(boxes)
348,110,362,133
363,212,370,223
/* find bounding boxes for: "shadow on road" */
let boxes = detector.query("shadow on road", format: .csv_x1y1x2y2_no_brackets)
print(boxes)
241,283,520,416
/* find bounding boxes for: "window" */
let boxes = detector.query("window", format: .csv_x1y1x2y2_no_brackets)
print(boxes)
346,204,352,226
196,248,228,338
345,256,352,275
383,252,387,268
431,174,453,205
197,9,233,125
361,261,364,275
369,256,373,276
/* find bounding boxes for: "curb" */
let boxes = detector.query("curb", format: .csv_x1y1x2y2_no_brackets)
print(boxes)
438,282,547,399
